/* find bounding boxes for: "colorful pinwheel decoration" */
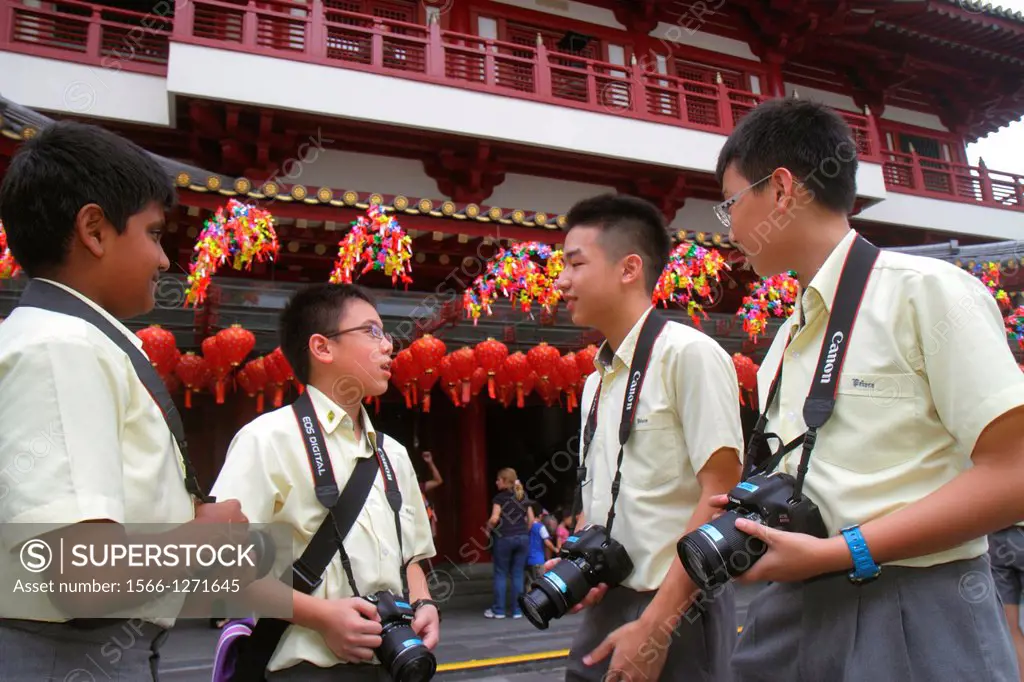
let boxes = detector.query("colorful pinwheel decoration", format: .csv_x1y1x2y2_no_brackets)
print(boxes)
0,220,21,279
738,271,800,341
185,199,279,306
652,242,729,327
463,241,564,323
329,203,413,288
971,261,1011,309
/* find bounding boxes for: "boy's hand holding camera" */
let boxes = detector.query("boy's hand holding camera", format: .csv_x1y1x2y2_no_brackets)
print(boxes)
316,597,384,663
540,557,609,614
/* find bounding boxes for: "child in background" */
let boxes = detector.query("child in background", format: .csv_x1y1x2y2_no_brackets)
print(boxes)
526,503,557,591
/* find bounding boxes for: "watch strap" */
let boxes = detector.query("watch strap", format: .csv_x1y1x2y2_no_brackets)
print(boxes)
412,598,442,622
841,525,880,583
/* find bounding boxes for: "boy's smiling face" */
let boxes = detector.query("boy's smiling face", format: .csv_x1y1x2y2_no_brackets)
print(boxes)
93,201,170,319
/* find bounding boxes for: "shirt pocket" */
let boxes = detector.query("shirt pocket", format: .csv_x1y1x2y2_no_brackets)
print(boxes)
623,411,681,489
814,372,925,473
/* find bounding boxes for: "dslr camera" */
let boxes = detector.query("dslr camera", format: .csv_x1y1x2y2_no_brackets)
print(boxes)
362,591,436,682
518,524,633,630
677,471,829,593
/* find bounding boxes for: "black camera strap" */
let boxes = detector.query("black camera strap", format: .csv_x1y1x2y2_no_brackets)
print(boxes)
238,390,408,679
572,310,667,537
15,278,207,502
745,235,880,501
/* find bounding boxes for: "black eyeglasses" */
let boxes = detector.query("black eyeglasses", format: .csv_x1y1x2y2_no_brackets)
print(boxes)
322,323,393,345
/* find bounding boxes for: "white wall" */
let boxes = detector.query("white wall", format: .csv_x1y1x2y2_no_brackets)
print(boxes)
784,83,858,113
0,52,171,126
858,193,1024,241
281,150,441,198
670,199,726,236
490,0,625,31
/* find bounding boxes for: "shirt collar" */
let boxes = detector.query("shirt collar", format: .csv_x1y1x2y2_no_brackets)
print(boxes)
596,306,655,376
35,278,144,350
305,384,378,449
802,230,859,317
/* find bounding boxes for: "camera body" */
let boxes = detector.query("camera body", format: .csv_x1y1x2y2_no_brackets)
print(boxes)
362,591,436,682
519,524,633,630
677,472,829,592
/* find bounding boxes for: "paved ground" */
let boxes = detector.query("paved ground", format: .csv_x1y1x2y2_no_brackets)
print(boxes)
158,583,764,681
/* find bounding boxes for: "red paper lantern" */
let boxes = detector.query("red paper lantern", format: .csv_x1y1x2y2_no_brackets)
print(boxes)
470,366,488,397
201,335,233,404
175,352,210,409
503,352,532,408
557,352,581,412
527,342,562,383
239,356,269,412
136,325,179,379
391,349,421,408
439,354,462,407
215,324,256,367
474,338,509,399
576,344,598,380
450,347,477,405
410,334,446,412
494,362,515,408
732,353,759,407
264,347,294,407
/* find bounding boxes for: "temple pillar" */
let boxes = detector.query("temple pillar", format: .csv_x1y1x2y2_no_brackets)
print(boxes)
458,398,490,563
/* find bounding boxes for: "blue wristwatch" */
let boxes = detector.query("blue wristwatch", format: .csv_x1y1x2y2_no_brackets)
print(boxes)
840,525,880,584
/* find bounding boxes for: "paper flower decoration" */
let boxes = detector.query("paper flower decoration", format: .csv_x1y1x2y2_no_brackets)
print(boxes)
738,271,800,341
0,220,21,279
652,242,729,327
185,199,279,306
971,261,1011,309
463,241,563,323
1006,305,1024,351
329,203,413,288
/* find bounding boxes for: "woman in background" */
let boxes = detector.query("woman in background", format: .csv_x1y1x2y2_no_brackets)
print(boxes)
485,468,533,619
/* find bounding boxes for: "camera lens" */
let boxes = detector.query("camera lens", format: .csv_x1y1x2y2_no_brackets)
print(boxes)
677,511,767,592
519,558,592,630
378,623,436,682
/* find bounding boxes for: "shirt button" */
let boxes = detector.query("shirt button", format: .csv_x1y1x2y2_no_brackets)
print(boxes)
786,411,796,422
791,351,800,359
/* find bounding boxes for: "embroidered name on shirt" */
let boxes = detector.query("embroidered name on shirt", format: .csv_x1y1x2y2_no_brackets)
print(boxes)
851,378,875,390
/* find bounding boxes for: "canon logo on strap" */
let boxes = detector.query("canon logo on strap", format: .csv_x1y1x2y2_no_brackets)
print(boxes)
819,331,845,384
625,370,642,412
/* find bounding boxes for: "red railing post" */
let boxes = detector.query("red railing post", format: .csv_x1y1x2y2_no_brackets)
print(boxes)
308,0,325,59
173,0,195,40
370,18,383,67
427,16,444,78
978,158,995,206
865,106,883,161
242,0,258,48
86,7,102,60
909,146,927,193
0,0,14,49
630,54,645,116
715,73,732,131
535,37,551,99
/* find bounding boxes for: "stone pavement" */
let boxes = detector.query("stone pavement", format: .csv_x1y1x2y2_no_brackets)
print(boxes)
157,582,763,681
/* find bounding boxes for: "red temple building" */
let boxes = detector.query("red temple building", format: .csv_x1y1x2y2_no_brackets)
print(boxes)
1,0,1023,566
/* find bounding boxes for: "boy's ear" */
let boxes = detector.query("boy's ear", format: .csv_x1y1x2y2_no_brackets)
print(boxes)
75,204,111,259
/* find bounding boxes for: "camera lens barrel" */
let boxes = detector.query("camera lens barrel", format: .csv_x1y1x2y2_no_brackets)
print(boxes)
677,511,768,592
519,558,592,630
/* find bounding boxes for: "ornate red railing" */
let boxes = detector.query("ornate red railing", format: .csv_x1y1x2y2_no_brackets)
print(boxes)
3,0,1022,212
883,151,1024,211
0,0,170,75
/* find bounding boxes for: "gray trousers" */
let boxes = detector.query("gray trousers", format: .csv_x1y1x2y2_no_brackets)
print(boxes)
0,618,167,681
989,527,1024,606
732,555,1020,681
266,662,389,680
566,583,737,682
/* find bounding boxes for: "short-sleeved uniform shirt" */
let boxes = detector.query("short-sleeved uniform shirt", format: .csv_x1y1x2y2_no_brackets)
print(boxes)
210,384,436,673
760,230,1024,567
579,307,745,592
0,279,195,625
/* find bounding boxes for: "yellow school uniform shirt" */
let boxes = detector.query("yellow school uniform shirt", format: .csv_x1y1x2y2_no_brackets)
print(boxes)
210,384,435,672
0,278,195,626
579,307,745,592
761,230,1024,566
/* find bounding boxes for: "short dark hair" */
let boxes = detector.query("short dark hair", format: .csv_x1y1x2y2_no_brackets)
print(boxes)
279,283,376,385
564,194,671,292
715,98,859,214
0,121,177,277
